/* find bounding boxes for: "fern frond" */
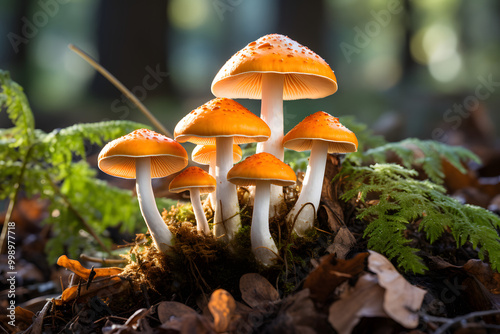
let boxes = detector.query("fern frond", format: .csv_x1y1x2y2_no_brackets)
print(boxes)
0,70,159,261
360,138,481,183
0,70,35,147
339,162,500,273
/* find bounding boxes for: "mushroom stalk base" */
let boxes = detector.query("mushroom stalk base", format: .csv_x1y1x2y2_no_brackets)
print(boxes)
190,188,210,235
252,181,278,266
136,157,173,252
257,73,285,218
214,137,241,241
287,141,329,236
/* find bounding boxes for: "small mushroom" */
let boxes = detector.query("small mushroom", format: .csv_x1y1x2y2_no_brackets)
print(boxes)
227,153,296,266
98,129,188,252
169,167,216,235
283,112,358,236
174,98,270,242
192,144,242,210
212,34,338,218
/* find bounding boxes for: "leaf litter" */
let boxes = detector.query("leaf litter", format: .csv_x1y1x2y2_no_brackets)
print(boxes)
3,154,500,333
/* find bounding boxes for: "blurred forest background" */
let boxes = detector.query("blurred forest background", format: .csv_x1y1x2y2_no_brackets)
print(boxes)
0,0,499,151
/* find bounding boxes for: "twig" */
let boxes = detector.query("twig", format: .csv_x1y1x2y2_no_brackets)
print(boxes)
0,144,34,254
46,175,111,254
30,299,52,334
68,44,172,138
428,309,500,334
80,254,127,265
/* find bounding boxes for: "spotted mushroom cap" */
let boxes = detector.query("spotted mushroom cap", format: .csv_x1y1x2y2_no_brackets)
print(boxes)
282,111,358,153
169,167,216,194
98,128,188,179
211,34,337,100
191,144,242,165
227,152,296,187
174,97,271,145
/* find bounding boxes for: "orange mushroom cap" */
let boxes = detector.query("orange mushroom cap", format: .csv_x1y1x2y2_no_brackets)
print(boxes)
227,152,296,187
169,167,216,194
212,34,337,100
192,144,242,165
98,129,188,179
282,111,358,153
174,98,271,145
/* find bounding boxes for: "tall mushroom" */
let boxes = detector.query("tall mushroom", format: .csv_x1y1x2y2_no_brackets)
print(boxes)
192,144,242,210
169,167,216,235
283,112,358,236
227,153,296,266
98,129,188,252
211,34,338,218
174,98,270,242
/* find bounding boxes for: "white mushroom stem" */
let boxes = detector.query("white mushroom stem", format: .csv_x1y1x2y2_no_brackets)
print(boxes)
256,72,285,218
286,140,329,236
207,155,216,209
257,73,284,159
135,157,173,252
252,181,278,266
190,188,210,235
214,137,241,241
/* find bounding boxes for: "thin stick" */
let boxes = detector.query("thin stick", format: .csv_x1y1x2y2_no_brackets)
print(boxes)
68,44,172,138
429,309,500,334
80,254,127,265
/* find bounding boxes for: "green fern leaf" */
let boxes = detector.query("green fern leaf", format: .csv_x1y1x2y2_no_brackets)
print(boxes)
339,161,500,273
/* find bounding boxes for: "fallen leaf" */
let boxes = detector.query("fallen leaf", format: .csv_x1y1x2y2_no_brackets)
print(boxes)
124,308,149,329
281,288,332,333
208,289,236,333
179,313,216,334
57,255,123,280
463,259,500,294
157,301,197,324
327,226,357,259
15,306,34,324
303,252,368,303
329,273,387,334
368,251,427,328
240,273,279,308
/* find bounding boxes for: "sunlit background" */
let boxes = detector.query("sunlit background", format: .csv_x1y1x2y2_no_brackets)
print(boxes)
0,0,499,145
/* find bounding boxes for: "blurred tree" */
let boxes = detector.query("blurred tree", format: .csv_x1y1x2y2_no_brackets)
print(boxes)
90,0,172,98
276,0,326,57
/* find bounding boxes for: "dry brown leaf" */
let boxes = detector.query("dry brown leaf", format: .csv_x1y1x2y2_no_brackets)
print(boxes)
157,301,197,324
208,289,236,333
240,273,279,308
368,251,427,328
15,306,34,324
303,252,368,303
179,313,216,334
463,259,500,294
57,255,123,279
329,274,387,334
124,308,149,329
327,226,357,259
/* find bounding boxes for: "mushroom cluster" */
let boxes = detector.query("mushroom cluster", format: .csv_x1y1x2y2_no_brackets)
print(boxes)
97,34,358,266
